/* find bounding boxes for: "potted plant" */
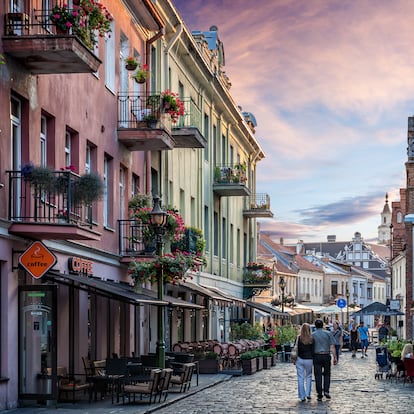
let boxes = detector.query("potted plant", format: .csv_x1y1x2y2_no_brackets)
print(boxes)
125,56,138,71
73,0,113,48
240,351,257,375
132,64,149,83
50,3,80,33
56,209,69,223
74,172,104,206
196,352,220,374
160,90,185,123
24,165,56,192
143,113,158,128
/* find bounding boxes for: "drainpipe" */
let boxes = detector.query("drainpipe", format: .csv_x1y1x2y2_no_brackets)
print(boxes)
145,29,165,195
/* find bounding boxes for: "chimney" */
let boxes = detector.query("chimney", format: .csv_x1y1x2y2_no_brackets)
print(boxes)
280,237,284,245
327,235,336,242
296,240,304,254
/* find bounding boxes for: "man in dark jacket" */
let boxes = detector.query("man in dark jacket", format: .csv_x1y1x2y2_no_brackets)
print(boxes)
312,319,337,401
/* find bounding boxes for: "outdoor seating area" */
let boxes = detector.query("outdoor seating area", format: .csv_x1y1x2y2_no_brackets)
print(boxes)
58,354,203,406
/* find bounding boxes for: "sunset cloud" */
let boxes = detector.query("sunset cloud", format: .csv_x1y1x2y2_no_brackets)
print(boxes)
174,0,411,242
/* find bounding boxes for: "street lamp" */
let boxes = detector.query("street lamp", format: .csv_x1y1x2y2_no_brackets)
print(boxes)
149,196,169,369
279,276,286,324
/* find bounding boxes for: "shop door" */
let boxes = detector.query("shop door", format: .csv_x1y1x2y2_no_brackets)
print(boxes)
19,285,57,401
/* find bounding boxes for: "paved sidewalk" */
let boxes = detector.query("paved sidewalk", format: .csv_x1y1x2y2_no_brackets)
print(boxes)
4,373,233,414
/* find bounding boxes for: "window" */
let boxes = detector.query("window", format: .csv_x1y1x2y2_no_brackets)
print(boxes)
85,144,92,173
213,211,218,256
221,134,226,164
230,224,234,264
397,211,403,223
119,166,126,221
103,156,113,227
204,206,209,252
105,20,116,91
213,125,217,167
40,116,47,167
236,228,240,267
65,131,71,167
204,114,209,161
222,217,226,258
131,174,140,197
331,281,338,297
11,96,21,217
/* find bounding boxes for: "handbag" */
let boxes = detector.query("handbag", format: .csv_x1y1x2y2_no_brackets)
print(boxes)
290,337,298,362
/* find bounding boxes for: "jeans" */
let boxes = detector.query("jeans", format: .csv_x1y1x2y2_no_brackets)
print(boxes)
335,344,341,360
296,357,313,399
313,354,331,396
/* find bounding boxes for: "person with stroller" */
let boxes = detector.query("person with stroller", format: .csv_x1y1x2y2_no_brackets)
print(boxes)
358,321,369,358
378,323,389,343
292,323,314,402
350,323,360,358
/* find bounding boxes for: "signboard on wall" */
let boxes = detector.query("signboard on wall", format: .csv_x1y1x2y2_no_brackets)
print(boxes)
19,241,57,279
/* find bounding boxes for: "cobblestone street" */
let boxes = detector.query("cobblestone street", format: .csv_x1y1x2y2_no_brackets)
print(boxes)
154,349,414,414
5,348,414,414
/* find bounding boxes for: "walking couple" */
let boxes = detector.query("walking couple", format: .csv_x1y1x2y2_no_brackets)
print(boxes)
292,319,337,402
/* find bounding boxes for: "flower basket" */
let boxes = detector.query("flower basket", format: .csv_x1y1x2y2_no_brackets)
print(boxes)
160,90,185,123
73,172,104,206
132,64,149,83
125,56,139,71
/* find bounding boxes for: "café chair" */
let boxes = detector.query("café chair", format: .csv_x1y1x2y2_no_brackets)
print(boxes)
57,366,92,402
158,368,173,402
122,368,162,405
170,362,194,393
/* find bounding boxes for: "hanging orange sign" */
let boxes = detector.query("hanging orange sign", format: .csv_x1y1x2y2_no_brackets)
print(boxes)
19,241,57,279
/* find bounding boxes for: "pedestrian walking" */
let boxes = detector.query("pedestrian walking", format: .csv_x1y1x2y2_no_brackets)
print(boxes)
357,321,369,358
292,323,314,402
349,323,360,358
312,318,337,401
332,320,343,361
378,323,389,343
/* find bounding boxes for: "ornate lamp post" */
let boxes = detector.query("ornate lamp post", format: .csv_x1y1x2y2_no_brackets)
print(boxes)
149,196,169,368
279,276,286,325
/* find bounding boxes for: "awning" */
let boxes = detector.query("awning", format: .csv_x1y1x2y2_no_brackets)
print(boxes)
200,285,246,307
246,300,290,319
47,272,203,309
178,281,233,306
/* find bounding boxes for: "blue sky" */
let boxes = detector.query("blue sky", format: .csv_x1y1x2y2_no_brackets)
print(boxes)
173,0,412,243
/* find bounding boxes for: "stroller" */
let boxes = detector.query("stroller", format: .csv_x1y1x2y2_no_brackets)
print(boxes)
375,346,391,379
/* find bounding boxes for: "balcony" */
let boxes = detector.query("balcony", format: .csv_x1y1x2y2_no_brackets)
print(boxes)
7,170,101,241
213,164,251,197
171,98,206,148
118,219,156,262
117,93,175,151
2,10,101,74
243,193,273,218
243,264,272,299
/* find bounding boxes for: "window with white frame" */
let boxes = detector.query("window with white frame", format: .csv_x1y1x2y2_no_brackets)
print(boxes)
105,20,115,91
40,116,47,167
65,131,71,167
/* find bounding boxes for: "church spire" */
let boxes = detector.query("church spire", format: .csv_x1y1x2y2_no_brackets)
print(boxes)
378,193,391,244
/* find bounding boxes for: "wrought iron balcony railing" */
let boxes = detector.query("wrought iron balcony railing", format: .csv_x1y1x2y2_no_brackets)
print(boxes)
213,164,250,197
3,9,101,73
7,170,95,227
243,193,273,218
118,219,154,257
